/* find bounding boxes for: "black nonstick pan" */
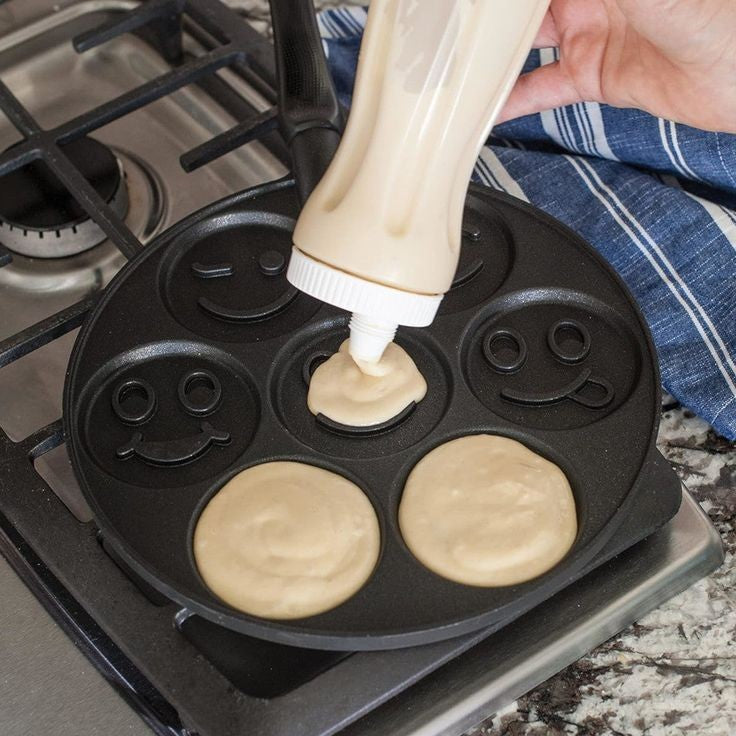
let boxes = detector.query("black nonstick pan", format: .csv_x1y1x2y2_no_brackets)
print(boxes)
64,0,680,650
64,176,680,650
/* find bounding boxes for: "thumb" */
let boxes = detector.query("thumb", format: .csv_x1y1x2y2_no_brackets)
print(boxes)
497,61,582,124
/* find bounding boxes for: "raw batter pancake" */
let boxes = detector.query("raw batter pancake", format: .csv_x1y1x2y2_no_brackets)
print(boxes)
308,340,427,426
399,435,577,587
194,462,380,619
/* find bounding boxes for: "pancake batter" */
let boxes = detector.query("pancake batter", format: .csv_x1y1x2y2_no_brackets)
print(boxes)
194,462,380,619
399,435,577,587
307,340,427,426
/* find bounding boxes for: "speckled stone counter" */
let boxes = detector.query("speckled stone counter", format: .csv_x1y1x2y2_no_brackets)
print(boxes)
468,406,736,736
230,4,735,733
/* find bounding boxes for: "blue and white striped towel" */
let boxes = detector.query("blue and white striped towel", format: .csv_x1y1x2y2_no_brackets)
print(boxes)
317,6,736,440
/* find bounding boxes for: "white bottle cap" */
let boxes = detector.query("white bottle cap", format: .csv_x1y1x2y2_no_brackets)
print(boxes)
347,314,397,364
287,246,443,329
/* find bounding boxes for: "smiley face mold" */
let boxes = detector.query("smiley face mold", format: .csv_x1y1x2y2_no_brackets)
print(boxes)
464,291,642,430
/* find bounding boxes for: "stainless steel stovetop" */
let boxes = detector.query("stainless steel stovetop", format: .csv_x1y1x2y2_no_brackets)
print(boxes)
0,2,724,735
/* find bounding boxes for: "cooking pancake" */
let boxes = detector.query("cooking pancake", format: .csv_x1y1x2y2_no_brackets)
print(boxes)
194,462,380,619
308,340,427,426
399,435,577,587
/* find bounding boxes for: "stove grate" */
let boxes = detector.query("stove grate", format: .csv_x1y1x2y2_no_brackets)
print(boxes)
0,0,287,365
0,2,341,733
0,0,340,358
180,106,279,172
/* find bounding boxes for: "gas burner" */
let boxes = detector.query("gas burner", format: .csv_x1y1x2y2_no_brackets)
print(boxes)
0,136,129,258
0,149,164,300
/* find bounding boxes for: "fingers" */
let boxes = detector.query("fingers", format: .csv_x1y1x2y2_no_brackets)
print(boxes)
496,61,582,123
532,10,560,48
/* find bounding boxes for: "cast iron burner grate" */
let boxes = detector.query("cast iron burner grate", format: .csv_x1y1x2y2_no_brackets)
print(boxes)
0,0,340,373
0,0,295,364
0,0,349,729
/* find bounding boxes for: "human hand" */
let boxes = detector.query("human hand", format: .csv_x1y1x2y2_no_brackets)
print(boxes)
498,0,736,133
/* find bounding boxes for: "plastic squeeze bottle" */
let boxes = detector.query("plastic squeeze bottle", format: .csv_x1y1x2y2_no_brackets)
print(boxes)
287,0,550,364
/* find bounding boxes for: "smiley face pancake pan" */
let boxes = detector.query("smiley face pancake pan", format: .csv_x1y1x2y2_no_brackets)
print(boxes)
65,179,681,650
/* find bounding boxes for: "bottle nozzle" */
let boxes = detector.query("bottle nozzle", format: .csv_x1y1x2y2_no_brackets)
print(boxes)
348,313,398,364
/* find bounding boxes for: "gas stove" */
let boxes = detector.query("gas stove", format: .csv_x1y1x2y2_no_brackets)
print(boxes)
0,2,724,735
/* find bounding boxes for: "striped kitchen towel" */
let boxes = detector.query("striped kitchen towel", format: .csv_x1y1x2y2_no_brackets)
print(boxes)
317,6,736,440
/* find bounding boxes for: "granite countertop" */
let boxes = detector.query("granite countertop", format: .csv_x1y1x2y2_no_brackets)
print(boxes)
232,3,736,733
472,406,736,736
